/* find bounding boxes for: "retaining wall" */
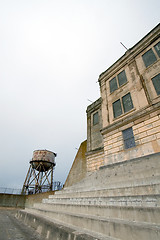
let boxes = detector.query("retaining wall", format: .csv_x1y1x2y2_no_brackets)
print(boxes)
0,193,26,208
0,191,55,208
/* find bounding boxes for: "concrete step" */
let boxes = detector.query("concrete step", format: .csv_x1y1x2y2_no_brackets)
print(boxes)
56,175,160,195
43,194,160,207
64,167,160,190
48,183,160,200
18,153,160,239
16,209,119,240
22,208,160,240
33,202,160,225
62,153,160,191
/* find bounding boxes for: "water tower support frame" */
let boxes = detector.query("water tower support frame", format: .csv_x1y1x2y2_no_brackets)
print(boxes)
21,162,55,195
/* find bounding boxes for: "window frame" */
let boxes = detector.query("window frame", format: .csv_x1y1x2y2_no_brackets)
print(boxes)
142,48,157,68
122,92,134,113
142,41,160,68
122,127,136,150
151,73,160,96
109,70,128,94
117,70,128,87
154,41,160,58
109,77,118,93
93,111,99,126
113,99,122,118
112,92,134,119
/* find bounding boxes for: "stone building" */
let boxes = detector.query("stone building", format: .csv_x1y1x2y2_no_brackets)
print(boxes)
86,23,160,172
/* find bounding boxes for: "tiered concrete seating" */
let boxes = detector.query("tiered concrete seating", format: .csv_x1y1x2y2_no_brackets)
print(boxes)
16,152,160,240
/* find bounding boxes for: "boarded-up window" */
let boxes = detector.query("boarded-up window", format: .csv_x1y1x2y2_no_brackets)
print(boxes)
113,99,122,118
93,112,99,125
142,49,157,67
122,127,136,149
122,93,134,113
154,41,160,58
109,77,118,93
152,74,160,95
117,70,127,87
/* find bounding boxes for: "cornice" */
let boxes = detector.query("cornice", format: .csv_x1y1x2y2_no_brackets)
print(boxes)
86,147,104,156
86,97,102,114
98,24,160,83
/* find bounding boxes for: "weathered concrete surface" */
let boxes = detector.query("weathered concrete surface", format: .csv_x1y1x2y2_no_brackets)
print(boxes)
21,207,160,240
33,202,160,224
16,209,116,240
0,191,55,209
0,194,25,208
25,191,55,208
0,208,44,240
16,152,160,240
65,140,87,187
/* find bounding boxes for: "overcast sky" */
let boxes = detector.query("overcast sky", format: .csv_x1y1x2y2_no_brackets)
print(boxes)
0,0,159,190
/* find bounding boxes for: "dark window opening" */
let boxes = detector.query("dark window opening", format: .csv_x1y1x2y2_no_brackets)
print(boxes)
109,70,128,93
93,112,99,125
122,93,134,113
142,49,157,67
122,127,136,149
154,41,160,58
113,92,134,119
113,99,122,118
117,70,127,87
109,77,118,93
152,73,160,95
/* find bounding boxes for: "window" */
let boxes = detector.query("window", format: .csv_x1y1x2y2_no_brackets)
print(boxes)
122,127,136,149
117,70,128,87
93,112,99,125
152,73,160,95
122,93,134,113
109,77,118,93
113,92,134,118
109,70,127,93
154,41,160,58
142,49,157,67
113,99,122,118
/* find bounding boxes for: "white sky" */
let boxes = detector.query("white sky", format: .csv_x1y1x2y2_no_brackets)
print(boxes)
0,0,159,189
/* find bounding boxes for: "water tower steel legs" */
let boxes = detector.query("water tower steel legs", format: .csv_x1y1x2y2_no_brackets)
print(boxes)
21,162,54,195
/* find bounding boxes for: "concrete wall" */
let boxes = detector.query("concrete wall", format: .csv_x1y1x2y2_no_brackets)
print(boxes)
25,191,55,208
64,140,87,187
0,193,26,208
0,191,56,208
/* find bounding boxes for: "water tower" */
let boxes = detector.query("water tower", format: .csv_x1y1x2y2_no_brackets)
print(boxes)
22,150,56,194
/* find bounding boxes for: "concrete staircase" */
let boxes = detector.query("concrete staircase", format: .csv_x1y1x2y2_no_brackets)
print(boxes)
16,153,160,240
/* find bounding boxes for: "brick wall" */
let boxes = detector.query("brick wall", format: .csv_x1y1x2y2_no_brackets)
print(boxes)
86,149,104,172
103,108,160,166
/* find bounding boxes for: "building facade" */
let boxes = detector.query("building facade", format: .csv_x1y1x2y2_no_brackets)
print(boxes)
86,98,104,171
86,23,160,171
